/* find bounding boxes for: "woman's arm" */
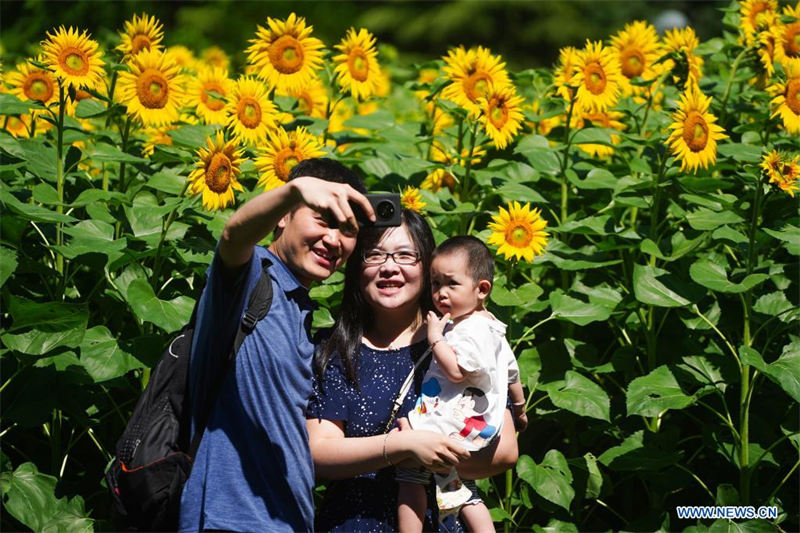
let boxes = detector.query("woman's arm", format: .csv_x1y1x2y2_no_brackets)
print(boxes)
307,418,471,481
456,409,519,479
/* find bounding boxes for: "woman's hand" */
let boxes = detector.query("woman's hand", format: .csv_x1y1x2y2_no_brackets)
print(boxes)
393,417,469,473
426,310,450,345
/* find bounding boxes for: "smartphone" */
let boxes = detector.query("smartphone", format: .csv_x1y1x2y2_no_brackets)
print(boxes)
352,193,402,228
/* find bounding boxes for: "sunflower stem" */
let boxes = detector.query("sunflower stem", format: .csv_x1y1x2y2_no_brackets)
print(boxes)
461,121,478,204
115,116,133,240
719,47,749,125
638,70,669,139
55,84,67,278
560,95,577,226
150,181,191,292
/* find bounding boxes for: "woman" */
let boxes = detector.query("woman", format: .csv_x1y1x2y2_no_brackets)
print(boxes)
306,209,519,531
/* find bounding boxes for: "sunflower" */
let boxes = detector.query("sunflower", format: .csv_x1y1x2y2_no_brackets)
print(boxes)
771,3,800,64
200,46,230,71
7,57,58,109
554,46,580,103
740,0,779,46
117,49,185,126
761,150,800,196
41,26,105,90
663,27,704,89
667,86,727,173
279,76,329,118
189,66,235,125
478,85,524,150
187,131,245,211
332,28,381,101
3,115,32,138
573,40,622,113
255,127,325,191
442,46,511,116
167,45,197,72
487,201,549,262
574,110,626,158
117,13,164,58
421,168,457,193
757,22,780,78
609,21,662,97
768,58,800,134
246,13,324,94
226,76,278,146
400,186,426,213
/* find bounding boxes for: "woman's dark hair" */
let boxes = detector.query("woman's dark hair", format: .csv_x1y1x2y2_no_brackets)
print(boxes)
314,209,435,386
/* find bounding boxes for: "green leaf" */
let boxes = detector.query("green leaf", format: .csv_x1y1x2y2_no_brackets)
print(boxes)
491,282,543,307
716,483,739,506
753,292,797,321
763,224,800,255
167,124,219,148
344,109,396,130
90,142,146,163
0,132,25,159
75,98,107,118
547,371,610,421
712,225,748,244
716,142,763,162
146,168,187,195
632,264,692,307
571,127,613,146
532,519,579,533
557,215,613,236
0,93,36,114
0,462,93,532
517,450,575,510
569,168,617,190
52,219,127,260
495,182,547,204
689,259,768,294
598,430,681,471
125,279,194,333
764,341,800,403
79,326,144,382
0,246,18,288
549,291,613,326
626,365,696,417
17,139,58,181
686,208,744,231
6,297,88,332
0,188,76,223
708,519,778,533
514,146,561,175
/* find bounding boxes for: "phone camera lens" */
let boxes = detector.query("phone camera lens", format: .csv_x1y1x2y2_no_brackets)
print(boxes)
376,199,395,220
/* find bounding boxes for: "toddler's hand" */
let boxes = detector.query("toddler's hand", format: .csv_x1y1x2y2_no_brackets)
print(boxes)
512,405,529,432
426,311,450,344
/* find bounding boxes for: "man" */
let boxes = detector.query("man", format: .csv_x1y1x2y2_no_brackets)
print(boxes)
179,158,374,532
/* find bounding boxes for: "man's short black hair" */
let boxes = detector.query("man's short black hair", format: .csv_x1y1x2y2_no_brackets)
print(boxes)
432,235,494,284
288,158,366,194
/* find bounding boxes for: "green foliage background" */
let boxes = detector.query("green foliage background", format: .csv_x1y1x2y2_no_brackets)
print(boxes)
1,1,798,532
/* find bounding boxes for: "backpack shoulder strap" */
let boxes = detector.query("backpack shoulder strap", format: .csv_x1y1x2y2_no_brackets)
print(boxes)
189,257,273,456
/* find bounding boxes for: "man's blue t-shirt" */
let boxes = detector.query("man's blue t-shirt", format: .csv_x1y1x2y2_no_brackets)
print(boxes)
179,246,316,532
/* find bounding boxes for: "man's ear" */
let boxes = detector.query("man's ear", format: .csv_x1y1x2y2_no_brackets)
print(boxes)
276,212,291,231
477,279,492,300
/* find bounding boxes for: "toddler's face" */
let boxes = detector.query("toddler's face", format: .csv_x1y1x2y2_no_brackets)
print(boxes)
430,252,482,319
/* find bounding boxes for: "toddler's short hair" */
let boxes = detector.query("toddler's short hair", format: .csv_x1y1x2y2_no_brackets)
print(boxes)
432,235,494,284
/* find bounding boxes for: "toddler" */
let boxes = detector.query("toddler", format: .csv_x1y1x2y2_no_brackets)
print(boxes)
398,236,526,533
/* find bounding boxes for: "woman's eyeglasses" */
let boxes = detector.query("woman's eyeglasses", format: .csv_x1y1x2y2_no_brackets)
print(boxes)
362,250,421,265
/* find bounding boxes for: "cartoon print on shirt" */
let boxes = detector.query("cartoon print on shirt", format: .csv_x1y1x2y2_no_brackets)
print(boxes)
449,387,497,446
415,377,442,415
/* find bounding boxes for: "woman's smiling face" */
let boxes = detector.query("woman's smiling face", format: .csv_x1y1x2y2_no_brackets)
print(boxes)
359,223,424,315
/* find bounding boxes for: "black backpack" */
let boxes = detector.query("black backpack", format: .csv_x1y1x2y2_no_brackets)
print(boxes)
105,259,273,531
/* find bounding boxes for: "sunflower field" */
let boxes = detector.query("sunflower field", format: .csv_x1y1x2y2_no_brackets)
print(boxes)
1,1,798,531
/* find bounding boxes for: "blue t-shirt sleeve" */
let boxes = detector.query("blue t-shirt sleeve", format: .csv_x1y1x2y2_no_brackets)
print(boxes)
307,355,351,422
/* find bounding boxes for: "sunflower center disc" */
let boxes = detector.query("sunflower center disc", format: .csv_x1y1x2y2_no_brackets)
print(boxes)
585,63,607,94
131,34,153,54
276,150,300,181
269,35,305,74
26,74,54,102
62,49,89,75
238,99,262,128
786,78,800,115
489,100,508,128
202,82,226,111
621,47,645,78
206,153,232,193
348,50,370,82
508,225,531,247
465,73,490,102
137,69,169,109
682,111,709,152
790,26,800,55
297,93,312,114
